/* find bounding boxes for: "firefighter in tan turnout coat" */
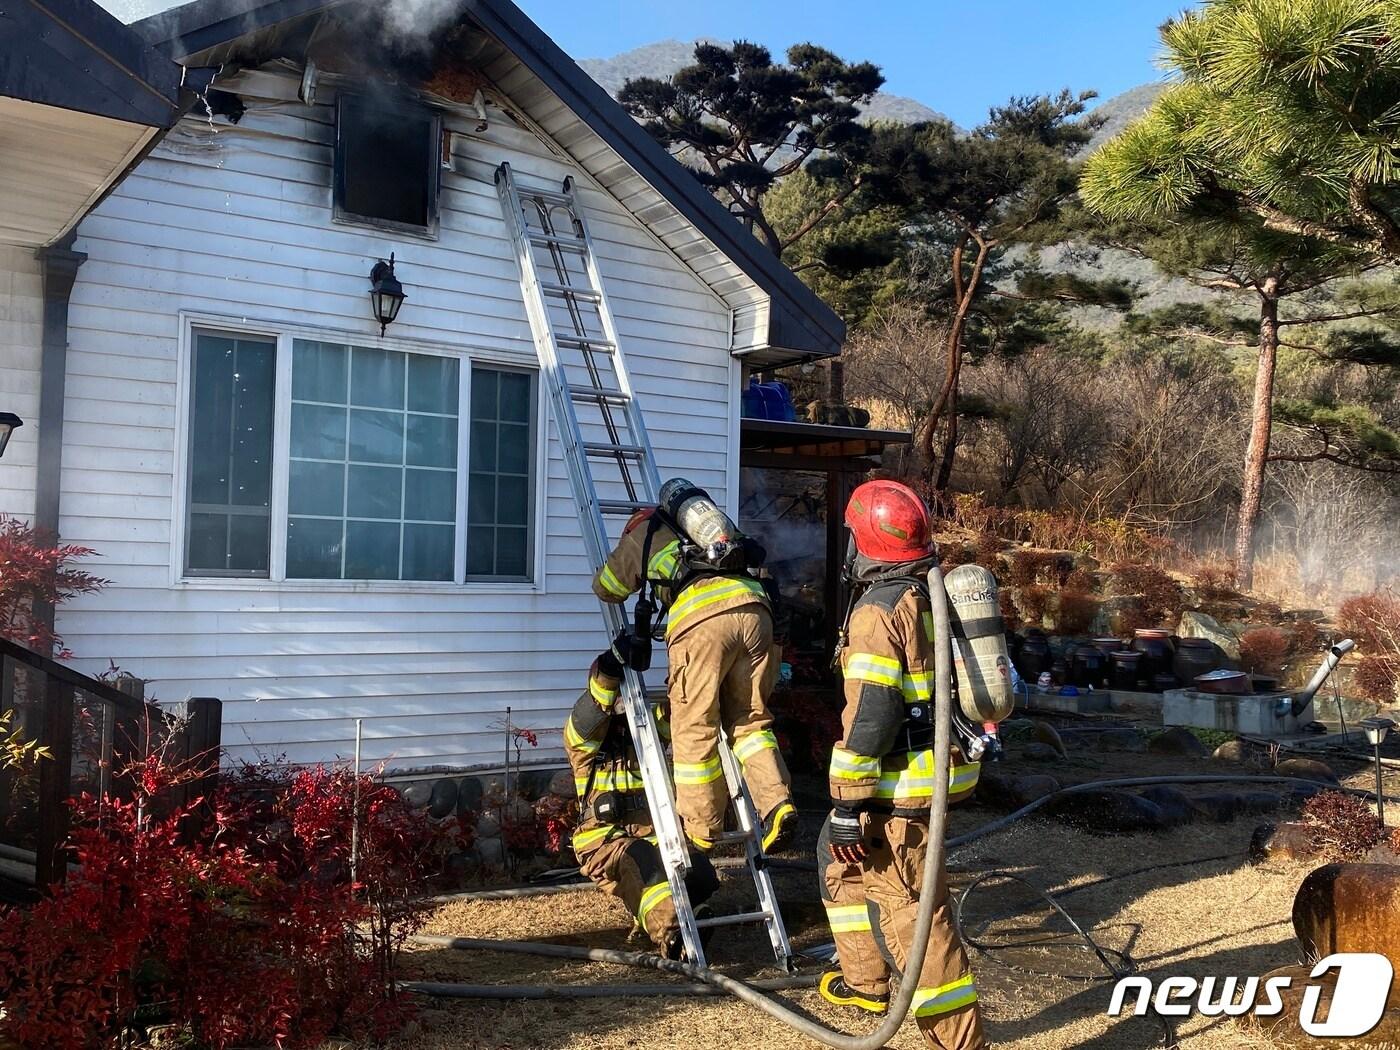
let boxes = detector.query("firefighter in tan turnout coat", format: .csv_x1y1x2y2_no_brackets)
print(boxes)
818,480,988,1050
591,479,797,853
563,641,718,957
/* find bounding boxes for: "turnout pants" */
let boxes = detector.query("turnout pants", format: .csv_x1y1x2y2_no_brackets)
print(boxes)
819,813,986,1050
666,604,793,841
577,831,718,949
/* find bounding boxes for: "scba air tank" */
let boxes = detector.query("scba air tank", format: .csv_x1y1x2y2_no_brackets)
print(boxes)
658,477,740,551
942,563,1016,724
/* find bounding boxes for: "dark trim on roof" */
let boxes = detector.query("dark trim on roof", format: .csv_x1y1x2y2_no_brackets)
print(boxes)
1,0,186,127
134,0,845,359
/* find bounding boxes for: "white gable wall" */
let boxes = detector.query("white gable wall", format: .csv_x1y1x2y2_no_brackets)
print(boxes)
0,246,43,521
51,70,740,769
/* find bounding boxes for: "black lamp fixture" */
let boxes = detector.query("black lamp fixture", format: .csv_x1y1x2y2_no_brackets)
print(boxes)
368,253,406,336
1359,716,1394,826
0,413,22,458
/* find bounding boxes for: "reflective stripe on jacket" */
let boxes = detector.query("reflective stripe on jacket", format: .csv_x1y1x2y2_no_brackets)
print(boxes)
562,662,663,856
830,574,979,812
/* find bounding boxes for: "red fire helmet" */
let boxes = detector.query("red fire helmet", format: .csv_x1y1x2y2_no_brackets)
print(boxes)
844,480,935,563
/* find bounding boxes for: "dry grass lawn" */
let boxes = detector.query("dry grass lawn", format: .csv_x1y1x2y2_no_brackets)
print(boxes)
384,812,1318,1050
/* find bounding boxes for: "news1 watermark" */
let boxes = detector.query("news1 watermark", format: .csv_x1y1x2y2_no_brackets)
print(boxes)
1108,953,1395,1038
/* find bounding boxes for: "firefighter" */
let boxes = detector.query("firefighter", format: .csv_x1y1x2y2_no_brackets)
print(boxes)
564,636,719,958
592,480,797,854
817,479,988,1050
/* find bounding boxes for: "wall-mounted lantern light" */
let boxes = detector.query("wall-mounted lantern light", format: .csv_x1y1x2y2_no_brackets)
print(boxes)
0,413,22,458
369,253,406,336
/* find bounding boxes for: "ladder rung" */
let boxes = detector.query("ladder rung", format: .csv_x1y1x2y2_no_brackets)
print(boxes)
695,910,774,930
539,281,602,303
598,499,651,515
710,830,756,845
555,334,616,351
569,386,629,406
584,442,646,459
530,233,587,253
521,186,573,206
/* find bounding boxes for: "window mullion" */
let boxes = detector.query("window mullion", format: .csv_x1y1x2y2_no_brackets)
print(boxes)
270,334,293,581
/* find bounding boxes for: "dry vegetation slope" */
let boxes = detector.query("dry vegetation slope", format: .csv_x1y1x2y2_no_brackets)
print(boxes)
388,817,1312,1050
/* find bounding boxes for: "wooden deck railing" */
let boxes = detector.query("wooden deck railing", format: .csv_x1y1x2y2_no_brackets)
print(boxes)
0,637,221,894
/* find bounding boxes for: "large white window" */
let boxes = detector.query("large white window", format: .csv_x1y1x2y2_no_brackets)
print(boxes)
181,327,538,585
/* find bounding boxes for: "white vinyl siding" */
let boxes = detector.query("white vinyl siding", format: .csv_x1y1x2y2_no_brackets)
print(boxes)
51,66,739,770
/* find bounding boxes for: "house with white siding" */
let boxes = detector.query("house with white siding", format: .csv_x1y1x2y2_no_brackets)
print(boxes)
0,0,844,771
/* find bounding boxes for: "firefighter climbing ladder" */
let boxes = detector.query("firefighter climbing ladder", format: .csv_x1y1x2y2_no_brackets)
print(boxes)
496,162,793,971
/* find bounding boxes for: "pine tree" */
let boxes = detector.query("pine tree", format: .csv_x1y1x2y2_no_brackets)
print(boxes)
618,41,885,260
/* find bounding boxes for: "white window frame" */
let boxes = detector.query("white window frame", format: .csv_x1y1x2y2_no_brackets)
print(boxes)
171,312,549,594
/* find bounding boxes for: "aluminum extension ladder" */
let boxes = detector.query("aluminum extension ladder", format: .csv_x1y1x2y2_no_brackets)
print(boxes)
496,162,793,970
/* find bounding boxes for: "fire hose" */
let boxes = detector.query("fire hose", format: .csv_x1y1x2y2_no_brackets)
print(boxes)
406,564,962,1048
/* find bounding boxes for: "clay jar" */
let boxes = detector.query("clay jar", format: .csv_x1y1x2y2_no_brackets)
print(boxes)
1108,650,1142,690
1131,629,1176,687
1173,636,1222,685
1070,645,1106,688
1016,632,1052,678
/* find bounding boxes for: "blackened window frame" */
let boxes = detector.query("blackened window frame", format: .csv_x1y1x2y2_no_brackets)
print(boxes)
333,92,442,237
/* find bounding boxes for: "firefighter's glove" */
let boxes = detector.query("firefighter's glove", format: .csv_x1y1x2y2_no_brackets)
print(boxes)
828,809,867,864
598,632,631,680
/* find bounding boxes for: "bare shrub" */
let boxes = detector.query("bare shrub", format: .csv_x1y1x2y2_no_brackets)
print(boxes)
1239,627,1289,675
1300,791,1383,860
1057,591,1101,635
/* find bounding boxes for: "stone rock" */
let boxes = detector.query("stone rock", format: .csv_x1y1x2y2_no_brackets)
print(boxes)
475,835,505,867
1273,757,1340,787
975,769,1018,809
457,776,484,811
501,796,534,824
401,781,433,808
1137,785,1194,827
1190,793,1243,823
1211,738,1250,763
1242,964,1400,1047
1031,720,1068,757
549,769,577,798
1294,863,1400,962
1046,789,1166,834
1148,727,1209,758
1010,774,1061,807
1362,842,1400,865
427,777,459,820
1093,727,1147,753
475,812,501,838
517,769,554,801
1019,742,1064,763
1249,821,1326,865
479,774,506,801
1177,610,1241,661
1091,596,1145,638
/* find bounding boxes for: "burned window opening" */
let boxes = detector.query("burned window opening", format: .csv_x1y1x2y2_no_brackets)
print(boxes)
334,93,440,233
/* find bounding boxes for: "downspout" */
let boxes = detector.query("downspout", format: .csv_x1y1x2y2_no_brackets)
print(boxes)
31,235,87,634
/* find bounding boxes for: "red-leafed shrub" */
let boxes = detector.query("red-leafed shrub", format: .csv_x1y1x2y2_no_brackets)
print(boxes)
1338,591,1400,650
1288,619,1321,655
1056,590,1101,635
0,517,107,657
1300,791,1384,861
1190,556,1239,602
973,532,1004,574
0,755,452,1050
1110,562,1182,624
1239,627,1289,675
1018,584,1052,626
1338,590,1400,705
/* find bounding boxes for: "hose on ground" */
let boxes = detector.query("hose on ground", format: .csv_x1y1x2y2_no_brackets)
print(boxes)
401,974,817,999
409,566,960,1050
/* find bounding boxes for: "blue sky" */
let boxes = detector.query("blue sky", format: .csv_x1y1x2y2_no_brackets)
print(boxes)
522,0,1194,127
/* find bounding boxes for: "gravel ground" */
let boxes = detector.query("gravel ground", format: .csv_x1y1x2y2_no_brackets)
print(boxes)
357,728,1400,1050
